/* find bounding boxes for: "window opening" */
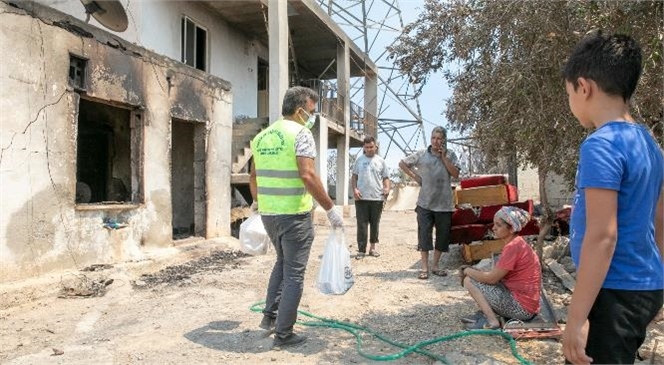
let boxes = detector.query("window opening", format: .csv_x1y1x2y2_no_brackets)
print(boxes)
69,54,87,90
76,98,142,204
181,16,207,71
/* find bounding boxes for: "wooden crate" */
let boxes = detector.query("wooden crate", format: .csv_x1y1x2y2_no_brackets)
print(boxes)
462,238,509,263
456,184,513,207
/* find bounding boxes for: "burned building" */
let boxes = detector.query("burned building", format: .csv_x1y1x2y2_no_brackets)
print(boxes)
0,0,378,281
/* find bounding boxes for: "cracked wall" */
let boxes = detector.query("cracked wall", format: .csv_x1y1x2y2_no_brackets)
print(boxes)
0,2,233,282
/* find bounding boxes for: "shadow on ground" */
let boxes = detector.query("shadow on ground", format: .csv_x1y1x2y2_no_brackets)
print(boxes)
184,320,330,356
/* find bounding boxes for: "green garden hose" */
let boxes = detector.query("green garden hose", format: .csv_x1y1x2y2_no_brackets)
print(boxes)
250,301,532,364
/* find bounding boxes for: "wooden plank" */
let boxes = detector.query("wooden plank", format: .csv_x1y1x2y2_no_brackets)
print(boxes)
456,184,509,206
546,259,576,292
462,244,472,263
462,238,509,262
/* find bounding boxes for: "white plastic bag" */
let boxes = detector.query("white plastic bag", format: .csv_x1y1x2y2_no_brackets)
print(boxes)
239,214,271,255
317,229,354,295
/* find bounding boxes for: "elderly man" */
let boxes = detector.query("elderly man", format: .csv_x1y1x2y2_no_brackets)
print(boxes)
399,126,460,279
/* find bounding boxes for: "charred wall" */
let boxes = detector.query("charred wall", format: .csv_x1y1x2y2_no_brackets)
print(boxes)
0,1,233,282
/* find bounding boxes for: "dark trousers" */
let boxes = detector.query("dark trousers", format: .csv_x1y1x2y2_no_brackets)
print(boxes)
355,200,384,253
415,205,452,252
260,213,315,339
580,288,663,364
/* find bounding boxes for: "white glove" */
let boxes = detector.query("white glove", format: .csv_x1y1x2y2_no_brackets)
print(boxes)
326,207,344,228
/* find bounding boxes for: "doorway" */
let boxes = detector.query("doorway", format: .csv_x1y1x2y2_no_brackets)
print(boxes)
171,119,206,239
257,58,269,118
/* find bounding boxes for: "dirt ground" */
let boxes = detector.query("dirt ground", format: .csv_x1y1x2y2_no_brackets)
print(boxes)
1,210,661,364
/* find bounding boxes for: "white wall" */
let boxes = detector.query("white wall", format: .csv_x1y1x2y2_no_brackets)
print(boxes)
518,166,574,210
34,0,264,119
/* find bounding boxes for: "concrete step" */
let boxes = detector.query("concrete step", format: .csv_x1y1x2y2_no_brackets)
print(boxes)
232,147,253,173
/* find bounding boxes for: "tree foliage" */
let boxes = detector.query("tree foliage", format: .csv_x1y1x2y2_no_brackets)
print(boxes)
388,0,663,187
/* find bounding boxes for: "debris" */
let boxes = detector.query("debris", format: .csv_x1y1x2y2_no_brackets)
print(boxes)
81,264,114,272
559,256,576,274
543,236,570,261
133,279,147,287
651,339,659,365
546,259,576,292
45,328,55,334
59,274,113,298
51,348,64,356
103,218,128,230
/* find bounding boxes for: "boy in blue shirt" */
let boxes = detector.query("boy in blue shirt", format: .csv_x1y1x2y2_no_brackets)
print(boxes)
561,31,664,364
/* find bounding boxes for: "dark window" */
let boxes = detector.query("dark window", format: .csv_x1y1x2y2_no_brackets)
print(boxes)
76,98,142,204
69,54,87,90
181,17,207,71
257,58,268,91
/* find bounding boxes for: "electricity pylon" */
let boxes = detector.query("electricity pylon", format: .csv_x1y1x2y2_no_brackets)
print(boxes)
317,0,427,158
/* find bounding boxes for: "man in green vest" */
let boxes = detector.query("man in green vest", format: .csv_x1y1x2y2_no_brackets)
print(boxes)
250,86,344,349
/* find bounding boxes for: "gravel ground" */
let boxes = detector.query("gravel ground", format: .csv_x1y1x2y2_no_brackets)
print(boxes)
0,210,661,364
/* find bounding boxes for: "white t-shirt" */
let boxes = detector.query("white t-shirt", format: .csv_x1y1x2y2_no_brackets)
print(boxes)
352,154,389,201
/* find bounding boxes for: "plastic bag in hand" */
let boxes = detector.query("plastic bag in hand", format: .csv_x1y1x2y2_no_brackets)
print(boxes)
317,229,354,295
239,214,271,255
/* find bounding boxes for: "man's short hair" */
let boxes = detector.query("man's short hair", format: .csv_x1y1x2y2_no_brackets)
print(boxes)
281,86,320,116
562,31,642,102
363,136,376,145
432,126,447,139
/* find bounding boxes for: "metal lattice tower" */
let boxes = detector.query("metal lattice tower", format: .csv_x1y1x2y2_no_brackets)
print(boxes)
317,0,427,157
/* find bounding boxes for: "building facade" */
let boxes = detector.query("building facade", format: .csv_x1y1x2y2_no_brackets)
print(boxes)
0,0,378,281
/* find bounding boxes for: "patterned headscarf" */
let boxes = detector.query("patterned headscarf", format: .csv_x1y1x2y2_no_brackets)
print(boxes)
494,206,530,232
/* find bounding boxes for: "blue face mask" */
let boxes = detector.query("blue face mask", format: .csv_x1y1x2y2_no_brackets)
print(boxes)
301,109,316,129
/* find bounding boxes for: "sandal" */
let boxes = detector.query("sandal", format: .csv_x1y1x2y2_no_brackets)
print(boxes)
464,316,500,330
417,271,429,280
431,269,448,277
368,250,380,257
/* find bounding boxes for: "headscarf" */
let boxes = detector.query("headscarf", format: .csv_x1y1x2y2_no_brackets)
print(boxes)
494,206,530,232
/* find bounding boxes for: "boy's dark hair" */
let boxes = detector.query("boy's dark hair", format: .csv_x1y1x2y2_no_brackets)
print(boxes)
562,31,642,102
363,136,376,145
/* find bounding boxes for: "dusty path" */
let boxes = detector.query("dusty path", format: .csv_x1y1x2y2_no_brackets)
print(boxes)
0,211,658,364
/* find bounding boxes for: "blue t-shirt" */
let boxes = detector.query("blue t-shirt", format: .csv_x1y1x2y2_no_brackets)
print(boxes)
570,121,664,291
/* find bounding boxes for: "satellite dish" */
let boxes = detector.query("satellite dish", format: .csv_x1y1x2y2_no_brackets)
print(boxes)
79,0,128,32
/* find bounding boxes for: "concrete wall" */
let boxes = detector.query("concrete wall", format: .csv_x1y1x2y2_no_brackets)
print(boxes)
32,0,266,119
0,2,233,282
518,166,574,210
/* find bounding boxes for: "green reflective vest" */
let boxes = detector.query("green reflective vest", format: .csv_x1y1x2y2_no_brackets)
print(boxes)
251,119,313,214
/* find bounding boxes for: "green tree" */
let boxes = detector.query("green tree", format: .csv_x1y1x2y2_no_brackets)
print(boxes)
388,0,663,258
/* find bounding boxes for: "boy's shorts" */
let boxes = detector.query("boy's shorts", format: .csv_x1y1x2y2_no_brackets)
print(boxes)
584,288,663,364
